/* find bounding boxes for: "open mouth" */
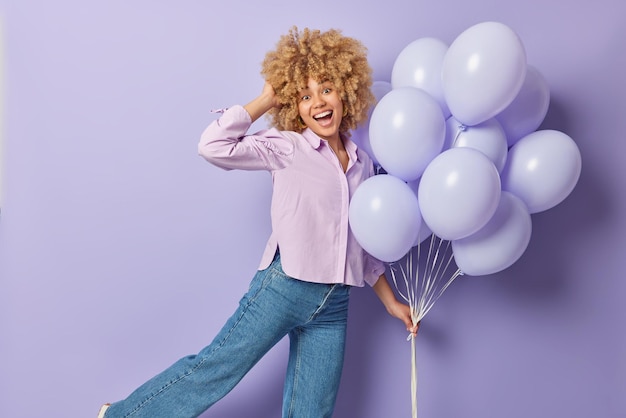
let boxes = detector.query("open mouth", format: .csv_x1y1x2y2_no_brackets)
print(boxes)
313,110,333,123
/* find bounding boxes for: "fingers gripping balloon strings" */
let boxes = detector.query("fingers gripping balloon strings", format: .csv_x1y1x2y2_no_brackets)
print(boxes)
388,234,463,418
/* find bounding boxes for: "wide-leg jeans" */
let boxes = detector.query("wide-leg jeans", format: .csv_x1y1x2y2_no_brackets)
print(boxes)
105,252,351,418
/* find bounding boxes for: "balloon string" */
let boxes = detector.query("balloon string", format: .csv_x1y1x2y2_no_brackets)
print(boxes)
390,234,463,418
396,234,461,326
410,332,417,418
419,268,462,320
451,123,467,147
389,263,411,306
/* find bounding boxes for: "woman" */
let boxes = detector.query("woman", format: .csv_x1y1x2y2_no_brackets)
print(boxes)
99,27,417,418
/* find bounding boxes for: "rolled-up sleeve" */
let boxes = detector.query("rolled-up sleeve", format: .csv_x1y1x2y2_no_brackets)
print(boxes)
363,253,386,287
199,105,295,171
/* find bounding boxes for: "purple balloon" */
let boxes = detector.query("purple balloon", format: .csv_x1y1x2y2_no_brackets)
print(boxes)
370,87,445,181
442,21,527,126
391,37,450,117
501,130,582,213
349,174,422,262
452,192,532,276
444,116,508,172
407,179,433,246
351,81,393,165
496,65,551,146
418,147,501,241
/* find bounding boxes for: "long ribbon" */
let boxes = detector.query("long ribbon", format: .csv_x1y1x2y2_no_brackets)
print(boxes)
410,334,417,418
389,234,463,417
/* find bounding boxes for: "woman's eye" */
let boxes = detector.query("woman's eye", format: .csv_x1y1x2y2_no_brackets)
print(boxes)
323,88,331,94
301,95,310,101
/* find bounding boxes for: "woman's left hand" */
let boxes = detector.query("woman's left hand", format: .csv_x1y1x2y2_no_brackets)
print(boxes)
387,300,419,338
372,273,419,338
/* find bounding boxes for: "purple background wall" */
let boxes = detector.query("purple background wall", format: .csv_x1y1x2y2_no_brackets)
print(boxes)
0,1,624,417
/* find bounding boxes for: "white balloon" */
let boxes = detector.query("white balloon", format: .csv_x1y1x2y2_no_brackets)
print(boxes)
391,37,450,117
501,130,582,213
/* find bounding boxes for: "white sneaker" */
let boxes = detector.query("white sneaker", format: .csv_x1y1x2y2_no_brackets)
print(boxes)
97,404,110,418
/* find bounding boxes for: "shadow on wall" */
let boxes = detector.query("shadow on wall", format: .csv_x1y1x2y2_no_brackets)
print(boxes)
335,288,387,417
492,94,608,304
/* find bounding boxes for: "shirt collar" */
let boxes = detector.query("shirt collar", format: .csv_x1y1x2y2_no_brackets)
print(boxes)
300,128,361,163
301,128,322,149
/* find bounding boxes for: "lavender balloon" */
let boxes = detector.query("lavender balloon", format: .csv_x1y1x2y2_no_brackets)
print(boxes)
452,191,532,276
349,174,422,262
370,87,445,181
496,65,551,146
418,147,501,241
351,81,392,165
391,37,450,117
501,130,582,213
407,179,433,246
442,21,527,126
444,116,508,172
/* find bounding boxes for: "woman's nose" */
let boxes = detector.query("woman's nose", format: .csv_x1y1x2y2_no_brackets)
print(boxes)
312,94,325,107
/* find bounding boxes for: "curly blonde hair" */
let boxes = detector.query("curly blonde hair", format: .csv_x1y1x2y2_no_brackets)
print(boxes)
261,27,375,137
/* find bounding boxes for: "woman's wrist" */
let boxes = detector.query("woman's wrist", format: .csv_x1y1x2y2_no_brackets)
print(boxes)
244,83,279,123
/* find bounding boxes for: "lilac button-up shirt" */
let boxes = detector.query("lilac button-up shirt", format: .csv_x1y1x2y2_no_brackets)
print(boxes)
198,105,385,287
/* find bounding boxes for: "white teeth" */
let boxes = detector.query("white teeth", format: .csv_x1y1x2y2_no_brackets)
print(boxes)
314,111,332,119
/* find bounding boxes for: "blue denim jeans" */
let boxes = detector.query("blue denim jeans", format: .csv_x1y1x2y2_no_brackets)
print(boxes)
105,252,351,418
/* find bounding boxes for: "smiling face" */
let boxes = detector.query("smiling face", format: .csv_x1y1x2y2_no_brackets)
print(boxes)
297,78,344,143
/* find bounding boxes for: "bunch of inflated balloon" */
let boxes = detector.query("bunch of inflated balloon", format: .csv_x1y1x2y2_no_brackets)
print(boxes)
349,21,582,417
